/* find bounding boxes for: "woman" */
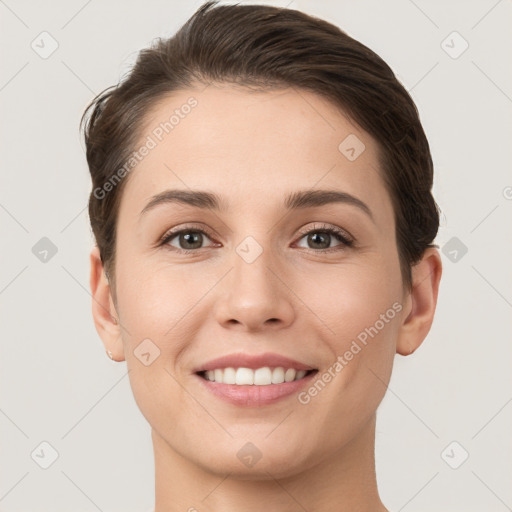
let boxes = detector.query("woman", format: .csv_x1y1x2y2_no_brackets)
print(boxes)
83,1,442,510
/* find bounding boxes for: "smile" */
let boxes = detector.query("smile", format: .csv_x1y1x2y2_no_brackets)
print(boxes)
195,368,319,407
198,366,315,385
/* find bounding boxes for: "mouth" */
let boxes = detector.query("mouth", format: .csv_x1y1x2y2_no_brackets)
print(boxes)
194,367,319,407
196,367,318,385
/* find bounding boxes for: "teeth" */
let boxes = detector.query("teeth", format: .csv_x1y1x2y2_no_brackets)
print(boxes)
272,367,285,384
236,367,254,385
223,367,236,384
254,367,272,385
203,367,309,385
214,369,223,383
285,368,296,382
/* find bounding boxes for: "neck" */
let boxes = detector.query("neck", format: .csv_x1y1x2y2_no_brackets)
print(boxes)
152,413,388,512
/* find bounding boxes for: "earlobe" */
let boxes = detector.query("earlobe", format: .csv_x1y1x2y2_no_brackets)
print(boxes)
89,246,125,361
396,248,443,356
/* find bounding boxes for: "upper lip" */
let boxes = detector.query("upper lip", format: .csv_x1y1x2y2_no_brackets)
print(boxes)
194,352,316,373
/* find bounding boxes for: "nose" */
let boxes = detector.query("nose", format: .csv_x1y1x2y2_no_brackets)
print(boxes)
214,243,295,332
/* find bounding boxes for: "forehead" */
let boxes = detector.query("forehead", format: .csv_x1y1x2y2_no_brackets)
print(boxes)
119,84,391,220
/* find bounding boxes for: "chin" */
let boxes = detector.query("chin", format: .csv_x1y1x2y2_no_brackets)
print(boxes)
190,440,314,480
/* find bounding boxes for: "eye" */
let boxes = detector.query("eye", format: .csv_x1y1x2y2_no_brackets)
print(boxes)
161,226,217,253
159,222,354,254
295,223,354,251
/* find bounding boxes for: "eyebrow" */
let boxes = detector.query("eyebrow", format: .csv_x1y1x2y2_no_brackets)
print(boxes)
140,188,374,221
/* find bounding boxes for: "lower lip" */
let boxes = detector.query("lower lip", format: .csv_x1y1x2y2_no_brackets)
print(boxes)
194,371,318,407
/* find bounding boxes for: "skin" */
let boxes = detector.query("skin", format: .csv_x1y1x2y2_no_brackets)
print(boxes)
90,84,442,512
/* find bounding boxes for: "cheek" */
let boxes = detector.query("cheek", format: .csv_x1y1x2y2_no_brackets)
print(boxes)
299,260,402,395
114,259,197,425
298,273,401,431
115,254,196,337
304,257,402,339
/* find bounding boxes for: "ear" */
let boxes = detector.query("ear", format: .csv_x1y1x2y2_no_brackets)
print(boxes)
89,246,124,361
396,247,443,356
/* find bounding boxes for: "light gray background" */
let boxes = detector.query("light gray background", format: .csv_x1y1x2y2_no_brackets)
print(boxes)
1,1,511,511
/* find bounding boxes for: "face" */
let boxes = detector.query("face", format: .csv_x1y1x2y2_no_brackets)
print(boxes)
108,84,410,478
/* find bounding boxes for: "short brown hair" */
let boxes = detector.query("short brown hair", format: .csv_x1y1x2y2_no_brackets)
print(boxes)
81,0,440,292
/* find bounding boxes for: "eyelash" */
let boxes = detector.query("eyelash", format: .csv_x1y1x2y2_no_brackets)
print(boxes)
159,223,355,255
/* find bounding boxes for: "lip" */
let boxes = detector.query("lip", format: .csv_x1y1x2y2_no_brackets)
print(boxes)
193,352,316,373
194,370,318,407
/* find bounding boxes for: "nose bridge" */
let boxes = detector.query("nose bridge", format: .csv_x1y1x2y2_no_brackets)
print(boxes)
214,232,295,330
234,235,275,295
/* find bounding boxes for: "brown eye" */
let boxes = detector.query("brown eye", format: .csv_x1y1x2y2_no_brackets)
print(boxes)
296,225,354,251
177,231,204,250
162,229,215,252
306,232,331,249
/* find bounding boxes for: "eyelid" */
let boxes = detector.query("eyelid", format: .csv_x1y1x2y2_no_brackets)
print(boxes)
159,222,355,252
295,222,354,245
159,223,218,247
292,224,355,253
